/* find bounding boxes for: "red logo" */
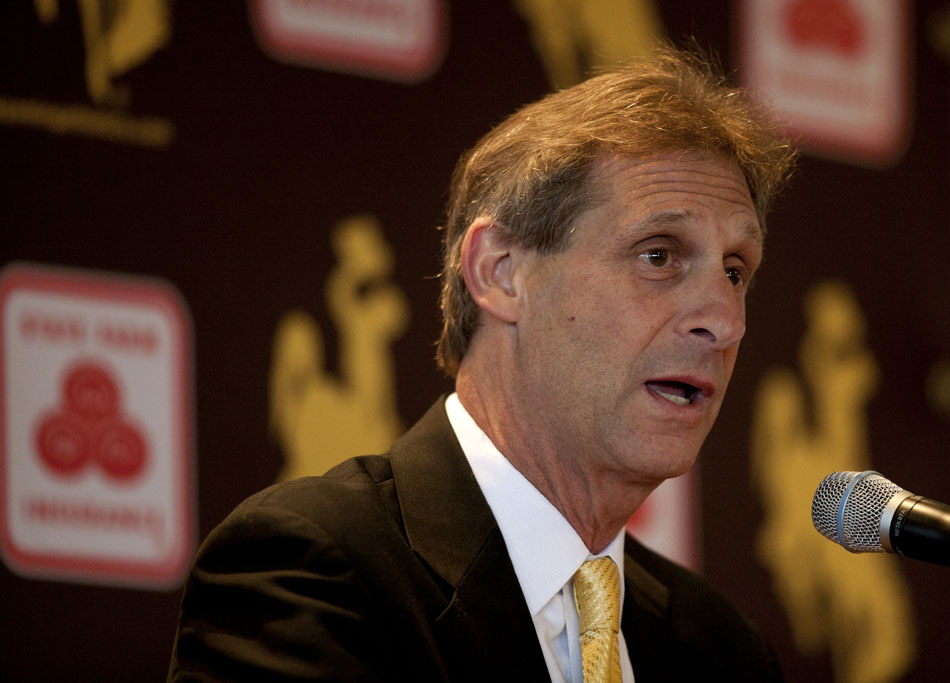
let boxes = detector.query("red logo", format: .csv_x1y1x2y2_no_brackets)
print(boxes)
35,362,148,482
783,0,865,58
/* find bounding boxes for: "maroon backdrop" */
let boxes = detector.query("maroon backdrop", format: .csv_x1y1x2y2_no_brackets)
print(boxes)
2,2,948,680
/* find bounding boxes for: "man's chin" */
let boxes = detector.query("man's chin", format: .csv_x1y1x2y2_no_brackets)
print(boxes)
633,446,700,484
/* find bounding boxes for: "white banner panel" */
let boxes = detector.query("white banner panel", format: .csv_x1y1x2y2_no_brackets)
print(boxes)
737,0,911,166
251,0,446,82
0,263,195,589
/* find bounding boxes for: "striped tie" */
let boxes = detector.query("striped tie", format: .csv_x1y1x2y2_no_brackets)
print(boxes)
573,557,622,683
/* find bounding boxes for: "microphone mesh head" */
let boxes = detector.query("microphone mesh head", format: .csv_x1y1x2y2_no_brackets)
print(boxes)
811,471,903,553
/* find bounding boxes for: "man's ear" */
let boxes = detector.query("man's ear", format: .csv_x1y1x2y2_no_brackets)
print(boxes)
460,219,527,324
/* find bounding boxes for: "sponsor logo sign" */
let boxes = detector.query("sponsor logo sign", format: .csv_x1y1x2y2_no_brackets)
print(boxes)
0,263,194,589
627,470,698,570
0,2,175,147
250,0,445,82
737,0,911,166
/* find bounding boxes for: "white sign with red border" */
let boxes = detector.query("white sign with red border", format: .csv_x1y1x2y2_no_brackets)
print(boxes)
0,263,195,589
251,0,446,82
737,0,911,167
627,470,699,571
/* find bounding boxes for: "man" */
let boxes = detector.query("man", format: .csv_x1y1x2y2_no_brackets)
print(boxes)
168,47,796,682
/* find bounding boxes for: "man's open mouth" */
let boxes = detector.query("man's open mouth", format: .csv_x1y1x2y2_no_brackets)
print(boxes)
646,380,700,406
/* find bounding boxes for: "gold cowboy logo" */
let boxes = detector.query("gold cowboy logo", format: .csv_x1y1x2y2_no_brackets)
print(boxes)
269,214,409,480
515,0,664,87
751,280,915,682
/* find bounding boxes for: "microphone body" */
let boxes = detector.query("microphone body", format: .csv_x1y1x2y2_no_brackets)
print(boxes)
887,493,950,564
812,470,950,566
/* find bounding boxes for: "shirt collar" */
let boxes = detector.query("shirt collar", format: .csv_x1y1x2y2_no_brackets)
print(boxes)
445,393,626,617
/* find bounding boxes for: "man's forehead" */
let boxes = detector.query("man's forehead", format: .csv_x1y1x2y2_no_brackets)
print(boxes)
595,150,756,211
574,151,763,249
593,149,749,188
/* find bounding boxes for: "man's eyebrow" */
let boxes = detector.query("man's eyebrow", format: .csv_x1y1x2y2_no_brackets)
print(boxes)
632,209,693,231
741,220,764,248
635,210,764,246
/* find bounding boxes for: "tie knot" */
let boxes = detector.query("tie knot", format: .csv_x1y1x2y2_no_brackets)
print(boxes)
573,556,621,634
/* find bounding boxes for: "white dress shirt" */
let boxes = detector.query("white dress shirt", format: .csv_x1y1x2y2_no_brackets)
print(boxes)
445,394,635,682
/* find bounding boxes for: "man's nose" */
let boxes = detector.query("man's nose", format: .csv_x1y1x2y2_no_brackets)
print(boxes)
675,268,746,350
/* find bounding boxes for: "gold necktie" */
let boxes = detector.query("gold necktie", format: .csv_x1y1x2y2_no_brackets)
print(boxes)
573,557,623,683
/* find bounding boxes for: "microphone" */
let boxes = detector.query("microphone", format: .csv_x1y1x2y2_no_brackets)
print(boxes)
811,470,950,565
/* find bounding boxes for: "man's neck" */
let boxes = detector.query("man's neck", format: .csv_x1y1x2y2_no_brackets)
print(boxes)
455,361,657,554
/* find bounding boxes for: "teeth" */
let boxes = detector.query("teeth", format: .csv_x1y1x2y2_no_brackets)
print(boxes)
653,388,690,406
647,382,695,406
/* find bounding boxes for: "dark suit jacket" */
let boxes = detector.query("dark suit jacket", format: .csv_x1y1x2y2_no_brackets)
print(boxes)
168,398,782,681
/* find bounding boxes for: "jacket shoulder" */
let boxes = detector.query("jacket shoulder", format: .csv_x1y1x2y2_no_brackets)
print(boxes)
245,454,396,513
623,536,783,682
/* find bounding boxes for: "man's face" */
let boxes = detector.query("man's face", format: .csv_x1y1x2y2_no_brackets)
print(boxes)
514,151,763,486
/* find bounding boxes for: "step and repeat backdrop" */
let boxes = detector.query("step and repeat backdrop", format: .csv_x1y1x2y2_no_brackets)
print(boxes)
2,1,949,680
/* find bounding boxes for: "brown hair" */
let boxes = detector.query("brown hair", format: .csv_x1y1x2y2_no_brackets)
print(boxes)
436,45,797,376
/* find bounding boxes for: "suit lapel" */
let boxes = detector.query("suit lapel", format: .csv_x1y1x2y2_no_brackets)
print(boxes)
621,537,673,681
389,398,549,680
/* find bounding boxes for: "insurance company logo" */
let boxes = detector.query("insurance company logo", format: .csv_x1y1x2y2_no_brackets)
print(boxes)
0,263,195,589
737,0,911,167
250,0,446,82
626,470,698,571
35,361,149,482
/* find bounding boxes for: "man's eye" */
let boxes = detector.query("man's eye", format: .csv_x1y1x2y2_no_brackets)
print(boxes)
725,266,744,287
641,249,669,267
